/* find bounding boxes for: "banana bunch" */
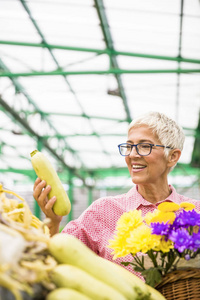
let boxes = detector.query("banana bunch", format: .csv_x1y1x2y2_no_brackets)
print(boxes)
0,184,57,300
47,233,167,300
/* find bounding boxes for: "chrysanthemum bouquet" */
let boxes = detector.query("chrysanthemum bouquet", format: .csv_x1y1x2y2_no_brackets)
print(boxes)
108,202,200,287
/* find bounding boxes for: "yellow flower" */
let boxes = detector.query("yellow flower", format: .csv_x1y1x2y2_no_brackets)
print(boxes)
153,237,174,253
150,234,163,250
126,224,160,255
108,206,177,261
157,202,180,212
180,202,196,211
108,210,143,259
108,235,130,259
116,209,143,234
144,209,160,225
150,211,176,224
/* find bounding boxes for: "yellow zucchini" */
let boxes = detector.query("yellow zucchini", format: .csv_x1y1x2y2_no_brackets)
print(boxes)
50,264,128,300
30,150,71,216
46,288,92,300
48,233,150,300
101,259,167,300
146,285,167,300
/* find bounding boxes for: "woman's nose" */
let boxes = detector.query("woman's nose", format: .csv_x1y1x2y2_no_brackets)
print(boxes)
129,145,140,157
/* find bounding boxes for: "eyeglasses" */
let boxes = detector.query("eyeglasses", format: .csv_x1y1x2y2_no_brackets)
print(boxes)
118,143,173,156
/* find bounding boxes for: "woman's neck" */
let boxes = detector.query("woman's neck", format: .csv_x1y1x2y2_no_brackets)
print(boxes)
137,183,172,204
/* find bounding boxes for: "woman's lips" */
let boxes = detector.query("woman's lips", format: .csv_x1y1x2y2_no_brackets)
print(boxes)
131,164,146,172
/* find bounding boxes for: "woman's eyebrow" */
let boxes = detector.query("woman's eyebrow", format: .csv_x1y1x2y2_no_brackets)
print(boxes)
126,139,154,143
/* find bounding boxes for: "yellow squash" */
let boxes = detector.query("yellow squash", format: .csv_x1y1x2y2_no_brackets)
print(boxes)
50,264,128,300
100,258,167,300
30,150,71,216
48,233,151,300
46,288,92,300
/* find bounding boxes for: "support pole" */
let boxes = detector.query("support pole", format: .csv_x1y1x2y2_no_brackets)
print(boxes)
88,186,93,206
34,139,42,219
67,172,74,222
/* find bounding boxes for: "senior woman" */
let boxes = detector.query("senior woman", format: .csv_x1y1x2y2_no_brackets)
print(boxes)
33,111,200,274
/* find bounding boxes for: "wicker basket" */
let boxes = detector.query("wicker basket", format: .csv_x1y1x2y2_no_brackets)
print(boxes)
155,268,200,300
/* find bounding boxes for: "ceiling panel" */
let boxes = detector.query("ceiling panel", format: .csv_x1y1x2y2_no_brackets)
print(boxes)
0,0,199,189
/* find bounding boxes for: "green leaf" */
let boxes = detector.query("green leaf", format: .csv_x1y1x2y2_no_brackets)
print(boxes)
142,268,162,287
121,261,145,273
132,265,145,273
120,262,131,266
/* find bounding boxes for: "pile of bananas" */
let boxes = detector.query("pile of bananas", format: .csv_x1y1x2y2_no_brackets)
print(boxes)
0,184,166,300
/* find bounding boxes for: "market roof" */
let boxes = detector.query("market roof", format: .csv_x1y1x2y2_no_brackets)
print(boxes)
0,0,200,189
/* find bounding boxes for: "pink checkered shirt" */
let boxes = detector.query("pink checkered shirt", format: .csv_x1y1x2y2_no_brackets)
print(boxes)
62,185,200,279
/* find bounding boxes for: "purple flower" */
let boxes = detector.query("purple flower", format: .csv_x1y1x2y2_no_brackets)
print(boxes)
169,228,191,253
185,254,191,261
190,232,200,251
151,222,170,236
173,210,200,229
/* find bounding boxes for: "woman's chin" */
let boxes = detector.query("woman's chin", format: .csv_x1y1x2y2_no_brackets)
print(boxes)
131,176,145,185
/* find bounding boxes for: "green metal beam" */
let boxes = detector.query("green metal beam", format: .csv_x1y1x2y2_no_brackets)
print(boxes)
0,40,200,64
40,128,200,139
0,106,198,137
94,0,132,123
88,187,93,206
0,107,126,122
1,162,198,182
0,168,35,177
0,69,200,77
175,0,184,122
91,163,200,178
19,0,110,161
34,141,42,219
0,58,93,174
67,172,74,222
0,96,91,185
0,58,42,112
191,111,200,168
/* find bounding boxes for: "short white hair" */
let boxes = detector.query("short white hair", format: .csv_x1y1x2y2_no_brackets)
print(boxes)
128,112,185,171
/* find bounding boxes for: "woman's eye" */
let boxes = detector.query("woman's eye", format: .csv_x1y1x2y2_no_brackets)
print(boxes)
141,145,150,149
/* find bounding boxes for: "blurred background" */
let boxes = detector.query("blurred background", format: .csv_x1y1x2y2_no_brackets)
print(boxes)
0,0,199,225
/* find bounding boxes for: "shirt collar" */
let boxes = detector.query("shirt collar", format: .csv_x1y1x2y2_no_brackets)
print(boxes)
126,184,181,210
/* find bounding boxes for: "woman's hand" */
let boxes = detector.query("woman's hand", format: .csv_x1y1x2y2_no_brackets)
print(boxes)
33,177,62,236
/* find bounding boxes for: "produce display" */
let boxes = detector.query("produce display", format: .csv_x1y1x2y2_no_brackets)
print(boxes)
0,184,166,300
30,150,71,216
48,233,166,300
0,184,56,300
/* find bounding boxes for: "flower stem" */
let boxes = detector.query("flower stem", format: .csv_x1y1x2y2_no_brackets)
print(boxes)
147,249,158,267
132,254,146,270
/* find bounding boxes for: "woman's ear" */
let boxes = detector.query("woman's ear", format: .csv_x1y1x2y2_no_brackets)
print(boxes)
167,149,182,167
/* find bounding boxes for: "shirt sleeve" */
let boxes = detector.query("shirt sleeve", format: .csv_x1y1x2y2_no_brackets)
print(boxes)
61,194,126,255
61,198,107,254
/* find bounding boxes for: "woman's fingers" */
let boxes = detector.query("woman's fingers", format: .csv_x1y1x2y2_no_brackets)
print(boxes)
45,196,56,211
33,178,45,200
44,196,63,223
33,177,42,190
33,178,50,210
33,177,62,225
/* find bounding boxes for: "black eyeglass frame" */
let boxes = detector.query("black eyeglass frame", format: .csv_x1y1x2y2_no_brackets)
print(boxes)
118,143,173,156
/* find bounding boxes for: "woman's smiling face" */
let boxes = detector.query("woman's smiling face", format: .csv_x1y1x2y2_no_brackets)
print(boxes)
125,125,170,186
